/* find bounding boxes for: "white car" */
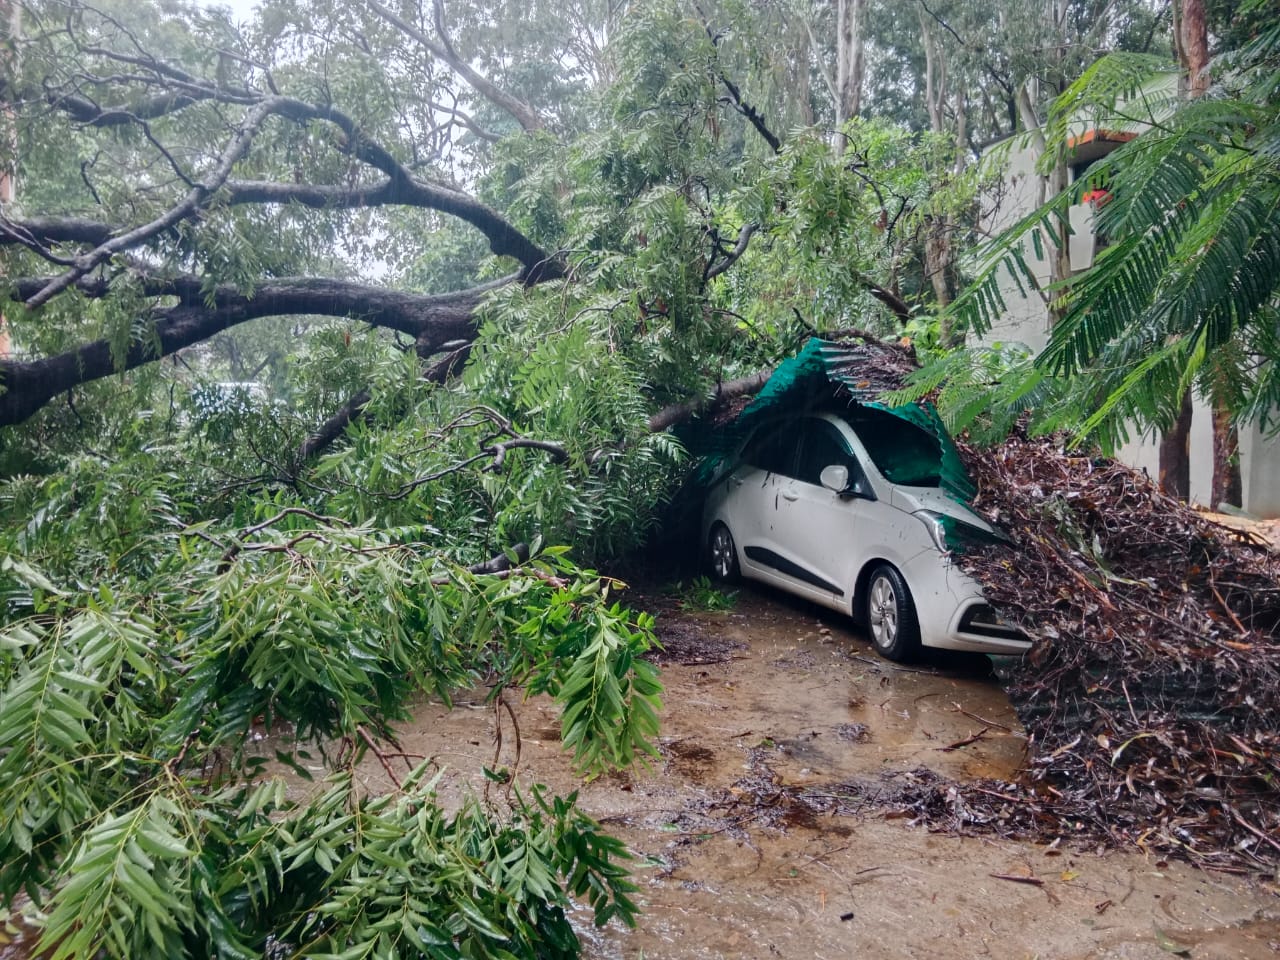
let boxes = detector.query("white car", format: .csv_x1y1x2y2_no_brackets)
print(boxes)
701,409,1030,661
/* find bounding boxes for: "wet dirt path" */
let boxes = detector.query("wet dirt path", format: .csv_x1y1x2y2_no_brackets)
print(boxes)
5,586,1275,959
355,585,1280,960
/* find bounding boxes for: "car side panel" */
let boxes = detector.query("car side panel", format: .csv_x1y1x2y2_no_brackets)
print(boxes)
709,464,787,584
732,465,780,577
761,417,872,608
768,478,860,607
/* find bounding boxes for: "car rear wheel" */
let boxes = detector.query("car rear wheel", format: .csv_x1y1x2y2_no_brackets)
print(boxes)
866,564,920,662
707,522,740,583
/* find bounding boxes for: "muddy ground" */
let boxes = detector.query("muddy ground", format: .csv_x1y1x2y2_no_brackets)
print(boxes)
7,583,1274,960
342,583,1279,960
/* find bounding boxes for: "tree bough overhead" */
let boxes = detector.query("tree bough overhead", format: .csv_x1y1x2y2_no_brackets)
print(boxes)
0,0,979,438
0,8,567,428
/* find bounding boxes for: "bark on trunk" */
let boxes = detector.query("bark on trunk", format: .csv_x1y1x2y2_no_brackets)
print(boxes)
1158,0,1236,501
920,15,960,340
919,9,946,134
1181,0,1210,97
0,276,498,427
1015,83,1072,326
1182,0,1240,503
1211,405,1242,509
1158,391,1193,501
789,17,816,127
834,0,866,153
646,371,772,434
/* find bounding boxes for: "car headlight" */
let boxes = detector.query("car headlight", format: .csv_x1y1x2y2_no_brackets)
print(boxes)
916,510,949,553
915,510,1006,554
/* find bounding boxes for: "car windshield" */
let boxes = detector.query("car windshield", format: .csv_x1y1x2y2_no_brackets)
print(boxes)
841,410,943,487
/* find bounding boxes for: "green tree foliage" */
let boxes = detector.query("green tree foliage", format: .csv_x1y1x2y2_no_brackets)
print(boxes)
0,454,657,956
930,4,1280,448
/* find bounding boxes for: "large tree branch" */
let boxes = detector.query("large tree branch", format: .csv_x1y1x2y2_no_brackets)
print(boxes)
365,0,543,133
12,271,516,337
23,89,564,282
704,223,758,283
717,73,781,154
23,96,280,308
6,173,562,282
226,175,563,280
293,337,476,464
294,366,774,474
3,77,564,426
0,215,115,247
854,271,913,325
647,370,772,433
295,390,371,464
50,88,207,127
0,274,511,426
697,15,781,154
231,98,556,280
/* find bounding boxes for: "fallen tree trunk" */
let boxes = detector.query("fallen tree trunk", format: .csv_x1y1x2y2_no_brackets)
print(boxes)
646,371,772,433
0,271,528,429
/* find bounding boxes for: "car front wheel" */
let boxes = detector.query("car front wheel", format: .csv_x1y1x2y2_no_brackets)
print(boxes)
865,564,921,662
707,522,740,583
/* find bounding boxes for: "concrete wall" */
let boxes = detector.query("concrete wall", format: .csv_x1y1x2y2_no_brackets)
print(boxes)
981,143,1052,352
1241,422,1280,516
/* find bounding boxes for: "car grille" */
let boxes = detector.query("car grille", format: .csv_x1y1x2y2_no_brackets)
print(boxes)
959,604,1028,641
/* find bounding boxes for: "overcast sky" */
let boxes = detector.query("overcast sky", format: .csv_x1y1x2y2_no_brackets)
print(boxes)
202,0,259,23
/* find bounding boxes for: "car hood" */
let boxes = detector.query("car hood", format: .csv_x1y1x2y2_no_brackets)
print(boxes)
889,485,997,534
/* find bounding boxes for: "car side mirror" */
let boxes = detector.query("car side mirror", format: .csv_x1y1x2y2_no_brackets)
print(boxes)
820,464,872,500
819,464,849,494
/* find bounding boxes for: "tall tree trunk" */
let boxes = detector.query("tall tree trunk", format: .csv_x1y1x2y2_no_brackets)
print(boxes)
919,10,946,134
1158,391,1193,501
920,11,960,340
1016,83,1072,327
789,16,816,126
1182,0,1210,96
834,0,866,154
1185,0,1238,503
1211,406,1242,508
1159,0,1232,501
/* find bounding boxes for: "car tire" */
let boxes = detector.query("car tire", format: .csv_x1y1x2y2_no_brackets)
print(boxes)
865,564,921,662
707,522,740,584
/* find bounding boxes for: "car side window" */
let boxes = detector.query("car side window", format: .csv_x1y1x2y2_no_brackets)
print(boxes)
742,426,797,476
796,419,861,486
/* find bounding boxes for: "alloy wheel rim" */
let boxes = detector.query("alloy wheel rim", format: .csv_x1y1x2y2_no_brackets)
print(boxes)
870,576,898,647
711,529,732,578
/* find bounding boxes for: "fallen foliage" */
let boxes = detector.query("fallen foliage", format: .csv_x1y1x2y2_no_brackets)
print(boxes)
956,433,1280,871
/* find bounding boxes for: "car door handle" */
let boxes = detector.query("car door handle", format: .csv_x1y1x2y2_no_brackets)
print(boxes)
781,487,798,501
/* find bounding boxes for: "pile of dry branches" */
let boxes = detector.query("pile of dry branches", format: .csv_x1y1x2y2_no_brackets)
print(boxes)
957,433,1280,870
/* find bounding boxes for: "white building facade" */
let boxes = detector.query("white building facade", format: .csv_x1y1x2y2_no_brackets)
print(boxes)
979,126,1280,518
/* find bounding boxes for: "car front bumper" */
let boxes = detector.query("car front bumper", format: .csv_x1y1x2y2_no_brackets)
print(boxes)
907,555,1033,655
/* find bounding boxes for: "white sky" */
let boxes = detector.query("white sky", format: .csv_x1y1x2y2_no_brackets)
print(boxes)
201,0,260,23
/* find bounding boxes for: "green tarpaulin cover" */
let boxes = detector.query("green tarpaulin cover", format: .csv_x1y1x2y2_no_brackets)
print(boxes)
686,337,976,504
